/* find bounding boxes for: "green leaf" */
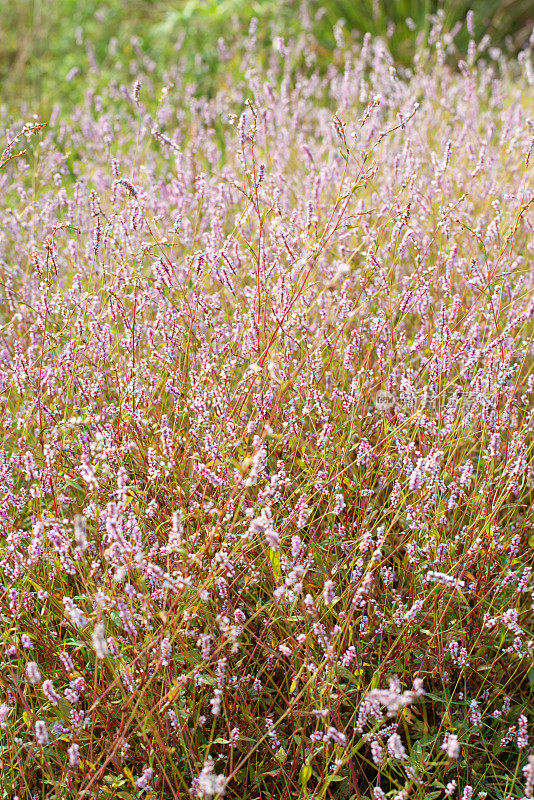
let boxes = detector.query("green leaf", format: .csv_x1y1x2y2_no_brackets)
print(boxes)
269,549,282,581
326,774,347,784
299,764,312,786
411,740,423,760
337,665,363,687
369,669,381,691
419,733,440,747
274,746,287,763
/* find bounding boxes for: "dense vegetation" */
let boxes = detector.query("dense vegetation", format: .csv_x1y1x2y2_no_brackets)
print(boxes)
0,6,534,800
1,0,533,112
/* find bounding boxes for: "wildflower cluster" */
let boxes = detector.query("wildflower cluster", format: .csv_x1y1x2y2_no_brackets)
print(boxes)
0,12,533,799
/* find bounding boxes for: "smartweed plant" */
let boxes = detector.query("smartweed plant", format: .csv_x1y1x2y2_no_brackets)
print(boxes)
0,14,534,800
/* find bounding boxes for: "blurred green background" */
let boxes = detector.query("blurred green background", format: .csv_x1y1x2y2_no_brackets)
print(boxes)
0,0,533,115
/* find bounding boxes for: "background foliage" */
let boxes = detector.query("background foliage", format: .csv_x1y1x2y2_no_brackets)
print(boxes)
1,0,534,114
